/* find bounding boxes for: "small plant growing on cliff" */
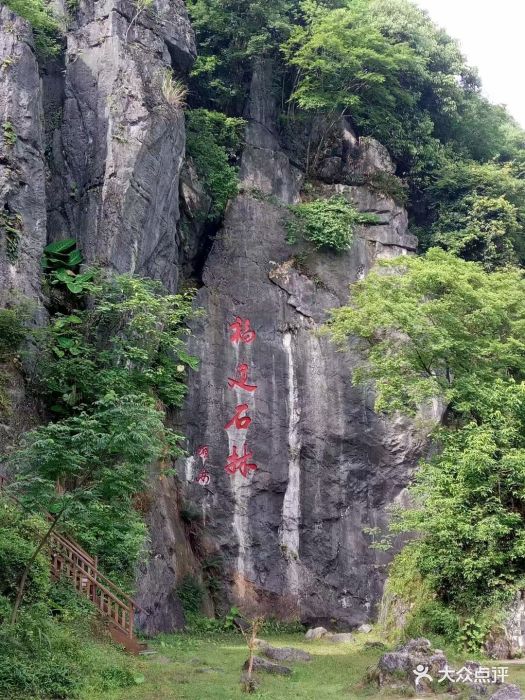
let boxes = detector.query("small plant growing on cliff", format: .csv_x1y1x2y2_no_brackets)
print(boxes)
186,108,246,221
41,238,96,294
2,0,62,58
285,195,378,252
2,121,17,147
1,207,22,262
162,70,188,109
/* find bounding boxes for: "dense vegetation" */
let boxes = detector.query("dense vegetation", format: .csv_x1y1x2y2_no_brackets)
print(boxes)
285,195,379,251
0,269,198,696
325,250,525,646
187,0,525,262
2,0,62,57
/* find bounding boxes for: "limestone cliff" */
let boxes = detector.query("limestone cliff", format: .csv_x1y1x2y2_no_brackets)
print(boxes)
1,1,426,632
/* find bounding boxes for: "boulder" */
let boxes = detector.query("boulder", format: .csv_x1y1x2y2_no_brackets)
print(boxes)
358,624,373,634
328,633,355,644
486,629,513,660
305,627,328,640
261,645,312,662
373,638,448,693
490,684,523,700
243,656,292,676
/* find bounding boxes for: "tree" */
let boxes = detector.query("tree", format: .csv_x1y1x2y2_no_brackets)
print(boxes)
8,393,181,619
187,0,297,111
324,249,525,612
5,274,199,614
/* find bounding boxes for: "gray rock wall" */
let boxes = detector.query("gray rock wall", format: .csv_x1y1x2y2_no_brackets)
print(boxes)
46,0,195,290
1,2,430,632
166,62,426,628
0,8,47,458
0,6,47,305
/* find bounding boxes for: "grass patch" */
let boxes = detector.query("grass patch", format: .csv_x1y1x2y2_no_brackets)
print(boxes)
78,629,525,700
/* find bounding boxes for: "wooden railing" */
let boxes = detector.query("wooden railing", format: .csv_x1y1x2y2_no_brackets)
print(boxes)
0,476,140,645
49,530,137,639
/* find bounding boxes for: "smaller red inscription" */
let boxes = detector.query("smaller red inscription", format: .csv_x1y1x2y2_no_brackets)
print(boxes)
225,444,257,478
197,445,209,460
229,317,256,345
224,403,252,431
196,468,210,486
228,363,257,393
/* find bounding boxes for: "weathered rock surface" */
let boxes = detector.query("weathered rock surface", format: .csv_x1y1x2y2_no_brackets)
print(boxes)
328,633,355,644
257,641,311,662
176,60,430,629
0,8,46,457
0,3,433,635
371,639,522,698
243,656,292,676
490,685,523,700
0,6,47,306
305,627,329,640
46,0,195,290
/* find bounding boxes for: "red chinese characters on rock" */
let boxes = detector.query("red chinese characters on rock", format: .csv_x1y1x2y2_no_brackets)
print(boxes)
224,403,252,430
196,469,211,486
228,363,257,393
197,445,209,461
225,445,257,478
229,316,256,345
224,316,258,478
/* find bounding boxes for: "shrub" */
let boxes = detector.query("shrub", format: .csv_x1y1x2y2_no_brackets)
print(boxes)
0,499,50,605
1,207,23,262
2,0,62,58
0,604,138,699
186,108,245,221
285,195,379,252
0,308,27,361
162,70,188,108
177,574,204,614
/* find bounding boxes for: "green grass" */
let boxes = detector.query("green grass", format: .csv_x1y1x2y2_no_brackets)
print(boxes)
79,629,525,700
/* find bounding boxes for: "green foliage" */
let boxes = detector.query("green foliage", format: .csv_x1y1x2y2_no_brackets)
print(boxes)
0,308,27,361
10,393,176,585
187,0,296,111
1,208,23,262
0,603,138,699
41,239,97,295
325,248,525,415
0,499,50,606
286,195,378,252
177,575,205,614
425,158,525,267
457,617,490,654
2,0,62,58
325,249,525,616
433,194,518,270
41,238,83,271
36,274,198,411
284,1,420,120
187,0,525,267
9,274,198,583
2,121,17,146
186,109,245,221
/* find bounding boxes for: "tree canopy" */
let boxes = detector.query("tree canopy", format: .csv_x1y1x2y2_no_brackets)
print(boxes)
324,249,525,615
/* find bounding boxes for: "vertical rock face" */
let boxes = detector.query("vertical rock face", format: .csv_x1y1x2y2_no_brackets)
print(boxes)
174,63,424,628
0,7,47,305
0,8,47,457
46,0,195,289
1,2,429,631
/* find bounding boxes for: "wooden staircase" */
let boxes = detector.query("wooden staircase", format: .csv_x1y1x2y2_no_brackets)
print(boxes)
0,476,145,654
49,529,146,654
